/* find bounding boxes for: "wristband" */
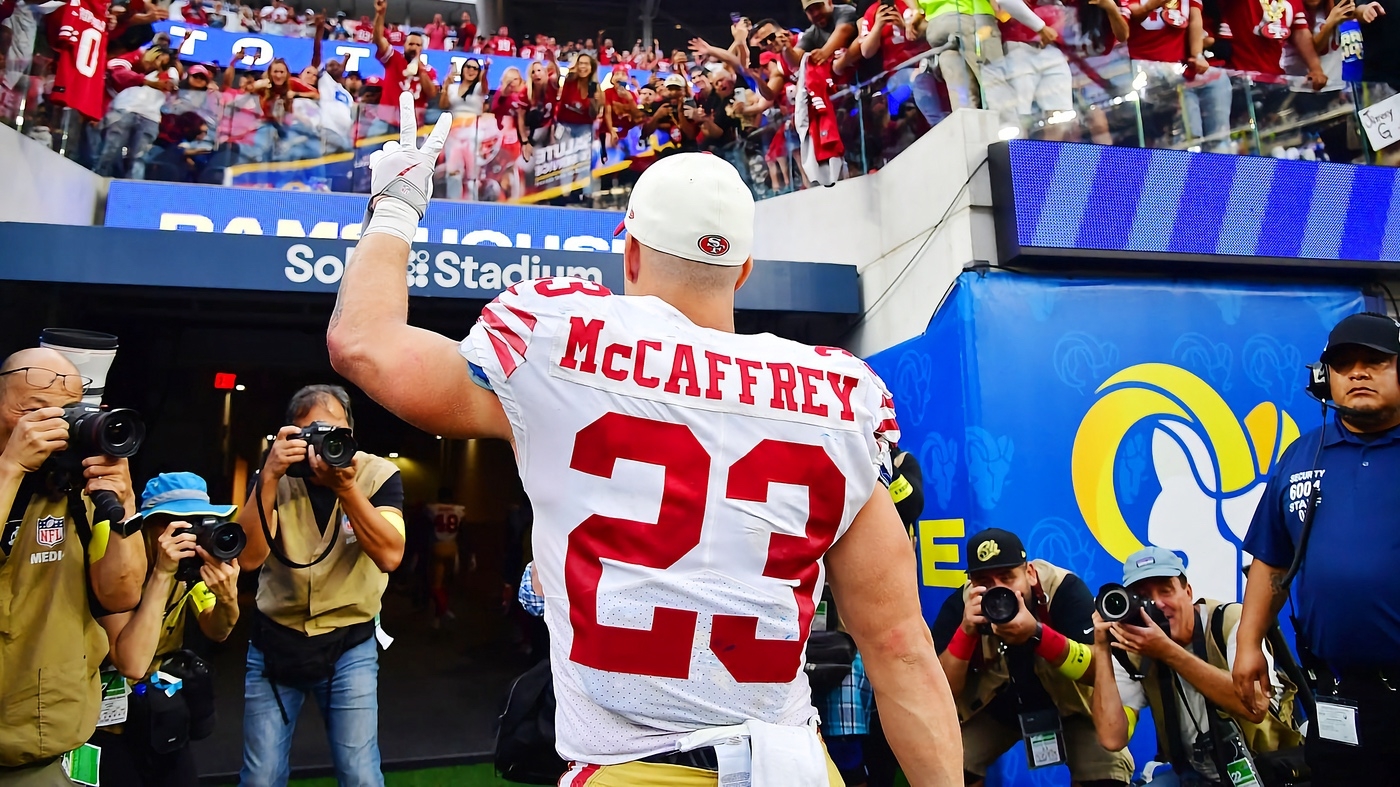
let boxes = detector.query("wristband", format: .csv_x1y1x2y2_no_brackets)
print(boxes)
947,627,978,661
1034,623,1069,663
362,197,420,245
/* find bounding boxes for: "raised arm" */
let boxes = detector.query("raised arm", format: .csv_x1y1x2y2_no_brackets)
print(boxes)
311,11,325,68
827,485,962,787
327,96,512,441
372,0,389,58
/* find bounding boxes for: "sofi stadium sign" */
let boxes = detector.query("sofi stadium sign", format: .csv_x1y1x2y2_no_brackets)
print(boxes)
105,181,625,254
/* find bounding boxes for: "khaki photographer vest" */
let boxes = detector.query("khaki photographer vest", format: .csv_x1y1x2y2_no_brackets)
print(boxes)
255,453,398,636
0,492,108,767
955,559,1095,723
1128,600,1304,763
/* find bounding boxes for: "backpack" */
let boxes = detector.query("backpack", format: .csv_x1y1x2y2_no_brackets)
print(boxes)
495,658,568,785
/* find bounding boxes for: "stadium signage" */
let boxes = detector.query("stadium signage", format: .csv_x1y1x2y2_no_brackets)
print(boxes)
105,181,625,254
0,223,861,314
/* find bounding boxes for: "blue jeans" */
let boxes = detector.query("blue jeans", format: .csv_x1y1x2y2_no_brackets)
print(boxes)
1182,70,1233,153
239,637,384,787
96,111,159,179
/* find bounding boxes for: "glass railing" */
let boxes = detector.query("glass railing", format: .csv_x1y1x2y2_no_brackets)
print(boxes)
4,29,1397,207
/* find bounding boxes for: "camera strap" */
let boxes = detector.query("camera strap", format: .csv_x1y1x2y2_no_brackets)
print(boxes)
254,474,338,570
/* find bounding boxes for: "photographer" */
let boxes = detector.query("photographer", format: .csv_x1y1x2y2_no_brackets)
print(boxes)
930,529,1131,786
1089,547,1301,786
1235,312,1400,784
89,473,240,787
0,348,147,782
235,384,404,787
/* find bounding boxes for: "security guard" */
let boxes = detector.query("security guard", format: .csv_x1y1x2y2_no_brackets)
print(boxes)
234,384,404,787
931,528,1133,786
0,348,147,785
1089,547,1302,786
1236,312,1400,785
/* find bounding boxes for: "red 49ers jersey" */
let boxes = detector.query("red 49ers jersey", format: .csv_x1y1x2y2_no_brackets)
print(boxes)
461,278,898,764
50,0,108,120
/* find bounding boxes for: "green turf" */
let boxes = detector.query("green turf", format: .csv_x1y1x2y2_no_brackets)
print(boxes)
290,764,514,786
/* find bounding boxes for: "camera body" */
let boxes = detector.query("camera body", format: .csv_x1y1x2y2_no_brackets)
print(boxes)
1096,583,1170,632
285,421,358,479
60,402,146,461
981,585,1021,626
42,403,146,526
175,515,246,583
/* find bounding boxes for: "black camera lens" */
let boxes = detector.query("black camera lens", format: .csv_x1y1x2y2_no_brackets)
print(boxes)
321,434,351,464
981,585,1020,626
63,403,145,459
1101,589,1130,620
196,518,246,562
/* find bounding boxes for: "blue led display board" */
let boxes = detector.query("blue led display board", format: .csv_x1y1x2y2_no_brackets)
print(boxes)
989,140,1400,272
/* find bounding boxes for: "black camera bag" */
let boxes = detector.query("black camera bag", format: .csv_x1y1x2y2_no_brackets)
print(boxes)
805,630,857,693
159,649,217,740
495,657,567,784
250,609,373,690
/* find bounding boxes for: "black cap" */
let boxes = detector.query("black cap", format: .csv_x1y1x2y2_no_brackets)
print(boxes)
966,528,1027,574
1320,312,1400,365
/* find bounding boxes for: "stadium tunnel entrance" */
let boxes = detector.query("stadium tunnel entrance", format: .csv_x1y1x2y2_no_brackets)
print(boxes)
0,275,861,779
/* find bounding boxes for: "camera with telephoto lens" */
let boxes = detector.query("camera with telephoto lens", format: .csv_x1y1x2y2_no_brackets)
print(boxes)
1096,583,1170,631
981,585,1021,626
44,403,146,526
175,515,246,583
285,421,358,478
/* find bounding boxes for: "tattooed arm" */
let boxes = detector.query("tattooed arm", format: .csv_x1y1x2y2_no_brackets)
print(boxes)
1232,560,1288,716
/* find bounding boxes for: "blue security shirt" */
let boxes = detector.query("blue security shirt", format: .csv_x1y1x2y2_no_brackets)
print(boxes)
1243,416,1400,671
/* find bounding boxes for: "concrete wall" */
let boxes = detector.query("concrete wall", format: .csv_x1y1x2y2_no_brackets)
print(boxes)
752,109,1003,357
0,124,105,226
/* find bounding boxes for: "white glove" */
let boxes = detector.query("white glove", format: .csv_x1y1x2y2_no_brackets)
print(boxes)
362,93,451,244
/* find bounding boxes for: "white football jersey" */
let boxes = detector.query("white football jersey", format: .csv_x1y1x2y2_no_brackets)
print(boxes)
461,278,899,764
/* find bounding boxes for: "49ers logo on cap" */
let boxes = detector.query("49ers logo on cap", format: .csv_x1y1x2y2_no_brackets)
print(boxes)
698,235,730,257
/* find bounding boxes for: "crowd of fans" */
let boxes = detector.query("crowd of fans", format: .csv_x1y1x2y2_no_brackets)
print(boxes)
2,0,1397,199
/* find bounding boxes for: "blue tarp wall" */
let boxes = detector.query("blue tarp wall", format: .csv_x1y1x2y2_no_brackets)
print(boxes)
866,270,1368,785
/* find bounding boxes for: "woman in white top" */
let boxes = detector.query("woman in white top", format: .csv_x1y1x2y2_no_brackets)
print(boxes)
440,57,491,200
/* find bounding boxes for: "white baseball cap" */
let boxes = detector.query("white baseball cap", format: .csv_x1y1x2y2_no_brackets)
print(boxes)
614,153,754,267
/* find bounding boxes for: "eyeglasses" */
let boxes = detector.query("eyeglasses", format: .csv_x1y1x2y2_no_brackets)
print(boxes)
0,367,92,395
758,33,778,46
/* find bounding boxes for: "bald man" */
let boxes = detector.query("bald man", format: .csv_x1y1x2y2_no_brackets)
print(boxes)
327,100,961,786
0,347,147,779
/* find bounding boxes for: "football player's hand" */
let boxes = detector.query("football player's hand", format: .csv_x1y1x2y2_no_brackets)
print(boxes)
362,93,450,242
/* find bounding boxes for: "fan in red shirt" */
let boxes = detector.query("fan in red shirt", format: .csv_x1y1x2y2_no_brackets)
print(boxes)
1219,0,1324,84
486,26,516,56
456,11,475,51
556,52,599,126
352,15,374,43
180,0,206,25
1118,0,1196,62
858,0,928,72
597,37,617,64
50,0,110,121
602,63,639,144
385,24,405,46
372,0,438,107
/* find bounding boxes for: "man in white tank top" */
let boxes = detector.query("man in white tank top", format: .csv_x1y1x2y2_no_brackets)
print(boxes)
327,96,961,787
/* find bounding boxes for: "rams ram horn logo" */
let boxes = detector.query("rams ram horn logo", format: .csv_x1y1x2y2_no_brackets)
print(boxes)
1071,363,1299,602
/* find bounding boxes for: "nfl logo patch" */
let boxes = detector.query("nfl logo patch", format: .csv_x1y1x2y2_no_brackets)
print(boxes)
35,516,64,549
